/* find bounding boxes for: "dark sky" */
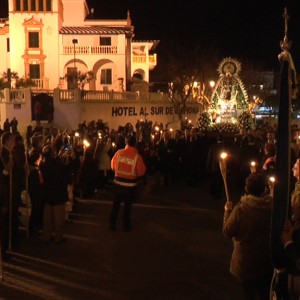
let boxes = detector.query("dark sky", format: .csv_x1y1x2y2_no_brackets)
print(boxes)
1,0,299,73
86,0,300,72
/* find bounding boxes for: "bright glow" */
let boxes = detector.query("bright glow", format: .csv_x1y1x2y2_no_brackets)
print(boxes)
98,132,102,138
155,126,159,131
169,128,173,132
209,80,215,88
83,139,90,148
269,176,275,183
220,152,228,160
216,117,221,123
188,120,192,124
75,132,80,137
250,161,256,166
112,142,116,147
193,81,198,88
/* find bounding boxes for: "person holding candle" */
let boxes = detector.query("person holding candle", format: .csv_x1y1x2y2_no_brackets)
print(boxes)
223,173,273,299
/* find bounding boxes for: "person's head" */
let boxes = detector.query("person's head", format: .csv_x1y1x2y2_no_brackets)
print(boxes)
125,135,136,147
245,173,267,197
293,159,300,180
28,149,42,165
42,144,54,160
1,132,15,150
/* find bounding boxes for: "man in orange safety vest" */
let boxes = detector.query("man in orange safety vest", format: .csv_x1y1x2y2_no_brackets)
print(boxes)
109,135,146,231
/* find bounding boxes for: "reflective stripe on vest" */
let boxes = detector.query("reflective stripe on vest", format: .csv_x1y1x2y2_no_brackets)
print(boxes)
114,152,139,187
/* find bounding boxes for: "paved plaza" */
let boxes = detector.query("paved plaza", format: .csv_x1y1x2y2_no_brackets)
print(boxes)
0,176,244,299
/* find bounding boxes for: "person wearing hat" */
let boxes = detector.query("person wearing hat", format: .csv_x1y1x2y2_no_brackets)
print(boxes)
109,134,146,231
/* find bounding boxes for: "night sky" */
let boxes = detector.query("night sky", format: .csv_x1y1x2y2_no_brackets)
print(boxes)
1,0,299,75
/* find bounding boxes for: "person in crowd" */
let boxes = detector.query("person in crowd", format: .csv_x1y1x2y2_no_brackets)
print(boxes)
223,173,273,300
279,158,300,299
3,118,10,133
94,132,113,190
28,149,44,234
34,101,42,125
0,132,16,260
39,144,69,243
262,143,276,178
206,134,228,200
109,135,146,231
10,117,18,134
155,130,177,186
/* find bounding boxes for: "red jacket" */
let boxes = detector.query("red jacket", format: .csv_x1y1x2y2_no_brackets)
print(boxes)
111,145,146,187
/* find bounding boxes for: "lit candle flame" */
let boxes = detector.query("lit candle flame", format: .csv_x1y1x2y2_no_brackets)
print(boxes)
83,139,90,148
269,176,275,183
75,132,80,137
250,161,256,166
220,152,228,160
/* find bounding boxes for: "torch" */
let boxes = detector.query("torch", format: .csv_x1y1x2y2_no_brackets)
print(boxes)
269,176,276,197
219,151,230,203
250,161,257,173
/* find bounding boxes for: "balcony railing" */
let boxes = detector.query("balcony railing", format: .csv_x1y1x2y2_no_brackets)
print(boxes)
32,78,49,90
63,45,118,55
59,89,170,102
132,54,157,66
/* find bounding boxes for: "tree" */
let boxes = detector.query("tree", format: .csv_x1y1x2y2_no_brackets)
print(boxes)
62,70,95,90
151,41,221,127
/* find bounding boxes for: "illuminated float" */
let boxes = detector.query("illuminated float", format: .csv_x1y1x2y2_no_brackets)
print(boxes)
197,57,254,134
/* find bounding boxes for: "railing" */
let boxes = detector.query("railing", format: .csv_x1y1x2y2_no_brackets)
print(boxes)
32,78,49,90
63,45,118,55
132,54,157,66
10,89,26,103
59,89,170,102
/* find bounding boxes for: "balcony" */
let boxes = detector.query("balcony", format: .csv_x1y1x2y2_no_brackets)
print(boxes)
132,54,157,70
32,78,49,90
63,45,118,55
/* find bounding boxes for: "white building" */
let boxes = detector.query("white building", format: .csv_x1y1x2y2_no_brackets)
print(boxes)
0,0,159,91
0,0,202,133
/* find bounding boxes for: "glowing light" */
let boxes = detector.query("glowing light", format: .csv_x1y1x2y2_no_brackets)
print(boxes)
83,139,90,148
155,126,159,131
75,132,80,137
250,161,256,166
269,176,275,183
220,152,228,160
209,80,215,88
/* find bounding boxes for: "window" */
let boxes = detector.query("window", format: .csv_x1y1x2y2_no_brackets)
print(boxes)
29,64,40,79
24,0,29,11
100,69,112,85
38,0,44,11
46,0,52,11
67,67,78,89
29,32,39,48
31,0,36,11
16,0,21,11
100,37,111,46
7,38,10,52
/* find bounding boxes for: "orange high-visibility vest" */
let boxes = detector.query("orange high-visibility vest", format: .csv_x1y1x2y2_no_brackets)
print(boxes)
114,150,139,187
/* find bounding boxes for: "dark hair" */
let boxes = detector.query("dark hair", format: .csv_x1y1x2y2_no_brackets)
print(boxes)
245,173,267,196
126,135,136,147
28,149,41,164
1,132,13,146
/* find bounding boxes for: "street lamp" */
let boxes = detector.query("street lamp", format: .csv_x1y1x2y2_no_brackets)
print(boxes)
72,38,78,68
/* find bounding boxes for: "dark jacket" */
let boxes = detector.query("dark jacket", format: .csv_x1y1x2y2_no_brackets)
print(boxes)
40,155,69,205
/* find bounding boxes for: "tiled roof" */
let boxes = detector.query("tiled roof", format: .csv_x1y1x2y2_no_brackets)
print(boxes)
60,26,131,35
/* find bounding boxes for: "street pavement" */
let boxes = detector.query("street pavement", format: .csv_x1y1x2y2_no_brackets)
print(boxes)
0,176,244,300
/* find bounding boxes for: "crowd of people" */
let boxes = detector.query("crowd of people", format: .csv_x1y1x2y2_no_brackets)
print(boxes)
1,116,300,298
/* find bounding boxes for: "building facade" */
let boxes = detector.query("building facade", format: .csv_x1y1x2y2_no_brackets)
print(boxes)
0,0,158,91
